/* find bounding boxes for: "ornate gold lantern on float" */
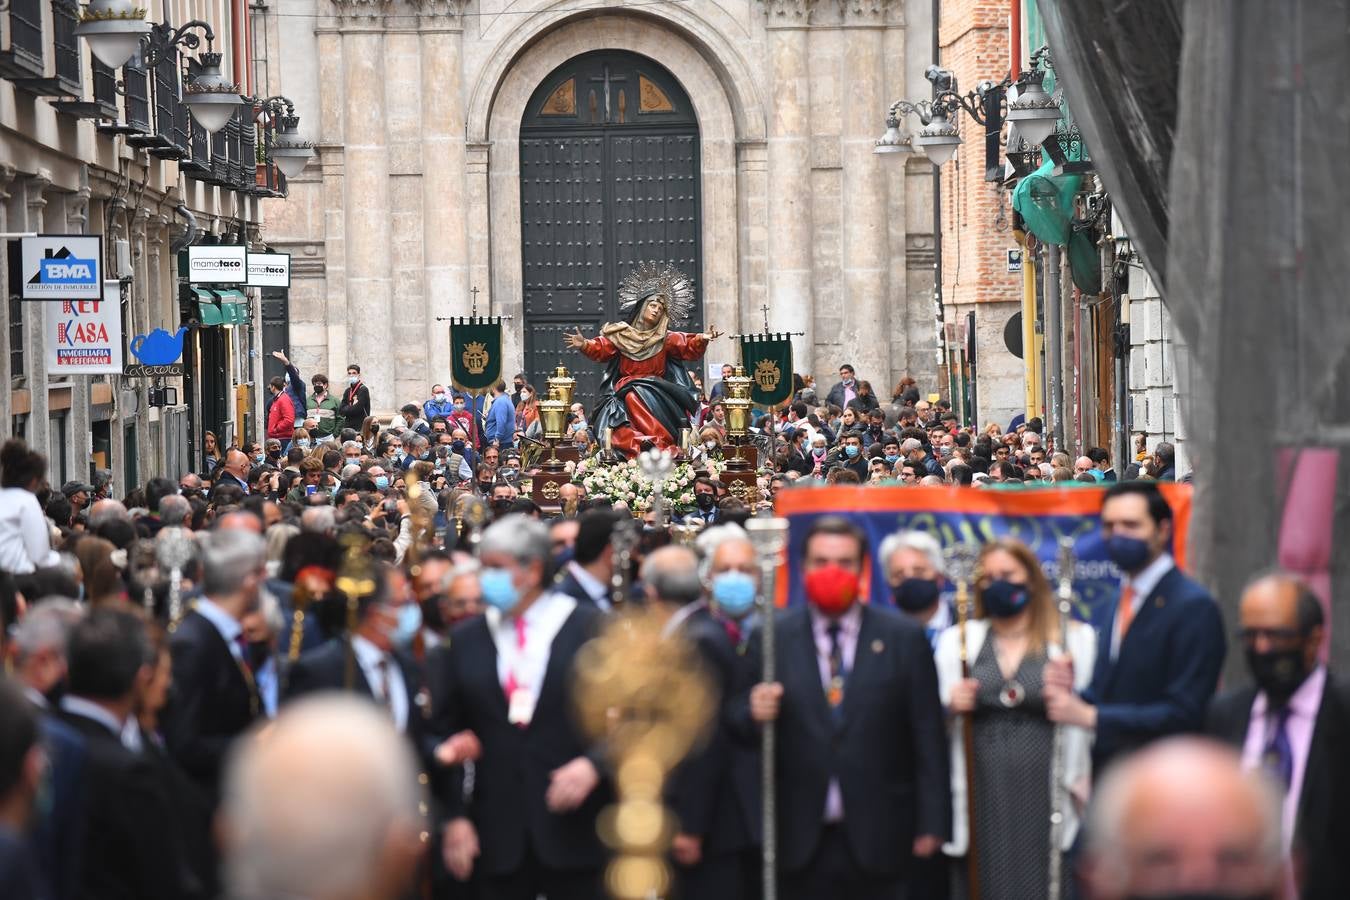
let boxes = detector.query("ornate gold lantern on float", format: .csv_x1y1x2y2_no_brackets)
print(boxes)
549,365,582,464
719,365,759,503
530,372,575,512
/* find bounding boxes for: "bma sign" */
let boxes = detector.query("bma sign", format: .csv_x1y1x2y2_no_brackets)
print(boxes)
187,245,248,283
247,252,291,288
21,235,103,299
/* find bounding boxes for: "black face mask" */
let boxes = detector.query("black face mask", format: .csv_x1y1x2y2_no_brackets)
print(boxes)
452,440,466,454
491,498,513,515
1245,645,1311,707
478,481,493,493
892,577,940,614
696,492,717,512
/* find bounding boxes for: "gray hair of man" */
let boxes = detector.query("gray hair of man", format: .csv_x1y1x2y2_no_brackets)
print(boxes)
341,440,364,455
199,529,267,598
640,545,704,606
444,559,481,590
301,505,336,535
159,494,190,526
876,530,946,578
477,514,551,567
264,524,300,567
1085,736,1284,894
257,587,286,637
694,523,751,583
11,598,83,662
222,695,423,900
87,499,130,527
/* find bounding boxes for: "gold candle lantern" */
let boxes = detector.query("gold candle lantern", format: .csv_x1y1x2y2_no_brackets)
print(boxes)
724,365,754,440
549,365,577,410
539,388,568,441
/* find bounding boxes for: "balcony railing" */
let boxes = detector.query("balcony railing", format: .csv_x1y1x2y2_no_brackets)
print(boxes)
212,127,228,183
92,60,118,117
182,118,213,179
0,0,45,79
50,0,81,94
123,61,152,133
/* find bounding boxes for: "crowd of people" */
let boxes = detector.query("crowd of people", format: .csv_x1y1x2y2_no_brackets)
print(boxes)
0,358,1343,900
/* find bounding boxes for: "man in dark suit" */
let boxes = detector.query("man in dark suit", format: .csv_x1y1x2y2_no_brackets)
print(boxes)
286,561,431,761
58,608,181,899
550,508,619,611
1206,572,1350,899
1046,481,1227,772
215,448,253,495
431,515,609,900
641,545,743,900
737,516,950,900
163,529,267,808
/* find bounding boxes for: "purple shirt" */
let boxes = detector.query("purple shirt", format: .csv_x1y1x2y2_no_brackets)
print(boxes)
1240,664,1326,853
809,603,862,822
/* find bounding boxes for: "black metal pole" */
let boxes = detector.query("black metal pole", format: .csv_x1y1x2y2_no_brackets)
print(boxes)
931,0,947,397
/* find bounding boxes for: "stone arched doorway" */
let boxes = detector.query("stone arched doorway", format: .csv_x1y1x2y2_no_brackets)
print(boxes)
519,50,703,404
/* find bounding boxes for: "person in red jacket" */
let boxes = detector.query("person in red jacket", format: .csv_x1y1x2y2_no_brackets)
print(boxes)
266,376,295,451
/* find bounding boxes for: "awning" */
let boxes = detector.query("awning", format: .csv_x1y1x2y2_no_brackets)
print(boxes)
191,287,225,326
214,288,250,325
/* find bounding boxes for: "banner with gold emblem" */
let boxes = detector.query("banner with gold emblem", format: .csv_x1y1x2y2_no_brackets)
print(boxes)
449,317,503,394
738,333,794,407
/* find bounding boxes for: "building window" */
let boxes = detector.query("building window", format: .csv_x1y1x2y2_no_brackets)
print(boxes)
0,0,45,75
51,0,82,94
7,241,24,379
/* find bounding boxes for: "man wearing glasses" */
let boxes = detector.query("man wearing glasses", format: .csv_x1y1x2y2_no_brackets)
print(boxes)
1043,481,1227,773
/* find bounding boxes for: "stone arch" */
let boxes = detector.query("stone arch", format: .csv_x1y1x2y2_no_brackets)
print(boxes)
470,9,760,375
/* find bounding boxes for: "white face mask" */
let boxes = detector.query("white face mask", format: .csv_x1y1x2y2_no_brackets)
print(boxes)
704,440,718,451
347,375,358,385
434,392,446,402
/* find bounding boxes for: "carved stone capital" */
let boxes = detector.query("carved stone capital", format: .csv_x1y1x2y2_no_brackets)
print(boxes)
24,172,52,219
332,0,392,23
761,0,816,27
0,164,17,203
841,0,888,25
409,0,463,27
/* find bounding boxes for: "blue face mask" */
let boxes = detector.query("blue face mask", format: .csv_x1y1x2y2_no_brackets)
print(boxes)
884,454,899,464
844,445,860,458
374,475,390,490
1105,534,1153,574
255,453,265,465
393,603,422,645
981,579,1030,618
296,439,311,449
711,571,757,618
552,546,575,570
451,440,466,454
480,567,520,612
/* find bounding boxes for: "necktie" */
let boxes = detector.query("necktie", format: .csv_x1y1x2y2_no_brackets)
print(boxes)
502,615,528,698
1117,583,1137,644
1262,706,1294,790
826,623,845,710
374,656,394,715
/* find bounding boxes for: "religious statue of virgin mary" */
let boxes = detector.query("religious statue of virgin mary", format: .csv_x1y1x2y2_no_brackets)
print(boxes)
564,262,721,458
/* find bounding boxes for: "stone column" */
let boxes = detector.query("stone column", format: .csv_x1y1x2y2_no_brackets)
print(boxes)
66,182,93,478
840,0,892,391
763,0,816,374
0,164,17,438
417,0,468,386
336,0,394,413
22,173,52,460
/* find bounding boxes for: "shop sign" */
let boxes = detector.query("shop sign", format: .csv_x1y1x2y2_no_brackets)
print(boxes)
187,245,247,284
45,280,122,374
247,252,291,288
21,234,103,299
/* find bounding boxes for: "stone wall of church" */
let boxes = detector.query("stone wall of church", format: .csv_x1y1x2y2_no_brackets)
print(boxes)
258,0,939,414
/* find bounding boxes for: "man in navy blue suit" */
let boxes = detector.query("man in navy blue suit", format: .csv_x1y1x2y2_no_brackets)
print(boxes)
1045,481,1227,772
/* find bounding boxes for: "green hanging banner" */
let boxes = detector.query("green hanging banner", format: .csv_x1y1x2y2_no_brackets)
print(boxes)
738,333,794,407
449,317,503,394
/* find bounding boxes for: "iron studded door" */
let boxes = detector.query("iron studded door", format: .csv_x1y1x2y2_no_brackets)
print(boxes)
520,50,702,412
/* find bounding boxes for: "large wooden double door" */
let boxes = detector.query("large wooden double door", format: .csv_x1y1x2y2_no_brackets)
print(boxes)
519,50,703,406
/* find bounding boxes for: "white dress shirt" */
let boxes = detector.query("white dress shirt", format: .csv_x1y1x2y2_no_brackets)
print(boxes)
488,592,577,726
61,694,141,752
565,560,611,611
351,635,409,732
1109,552,1174,660
0,487,60,574
194,597,245,663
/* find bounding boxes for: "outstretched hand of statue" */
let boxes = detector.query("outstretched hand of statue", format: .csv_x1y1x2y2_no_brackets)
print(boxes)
702,325,723,341
564,327,587,350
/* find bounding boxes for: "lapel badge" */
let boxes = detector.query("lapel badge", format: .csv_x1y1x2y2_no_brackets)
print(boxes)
871,639,884,654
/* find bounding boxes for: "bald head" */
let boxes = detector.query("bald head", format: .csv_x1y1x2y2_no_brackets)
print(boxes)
1085,738,1284,899
640,545,703,606
222,696,424,900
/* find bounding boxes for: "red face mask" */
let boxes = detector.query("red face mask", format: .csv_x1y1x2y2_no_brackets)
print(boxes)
804,564,861,618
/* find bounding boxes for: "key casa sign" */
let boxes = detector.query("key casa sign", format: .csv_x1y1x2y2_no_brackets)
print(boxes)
21,235,104,299
45,281,123,375
187,245,248,283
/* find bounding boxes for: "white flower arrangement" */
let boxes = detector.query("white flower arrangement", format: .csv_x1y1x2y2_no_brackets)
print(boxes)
573,455,724,515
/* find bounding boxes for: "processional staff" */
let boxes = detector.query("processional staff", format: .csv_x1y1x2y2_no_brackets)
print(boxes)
746,517,789,900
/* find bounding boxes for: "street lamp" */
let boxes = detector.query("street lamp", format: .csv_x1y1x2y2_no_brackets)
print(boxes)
259,96,316,178
75,17,247,134
1005,69,1061,148
874,66,1004,169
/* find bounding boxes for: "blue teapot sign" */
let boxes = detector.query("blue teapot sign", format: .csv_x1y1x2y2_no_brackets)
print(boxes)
125,327,187,376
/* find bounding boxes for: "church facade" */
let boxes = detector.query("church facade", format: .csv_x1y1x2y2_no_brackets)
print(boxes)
258,0,950,413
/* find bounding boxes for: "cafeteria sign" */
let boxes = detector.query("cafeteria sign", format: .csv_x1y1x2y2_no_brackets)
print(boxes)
21,234,103,299
45,280,123,374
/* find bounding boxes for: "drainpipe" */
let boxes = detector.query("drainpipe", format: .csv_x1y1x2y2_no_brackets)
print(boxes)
170,204,199,253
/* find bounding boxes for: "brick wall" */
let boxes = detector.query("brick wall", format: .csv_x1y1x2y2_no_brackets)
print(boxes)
936,0,1024,426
